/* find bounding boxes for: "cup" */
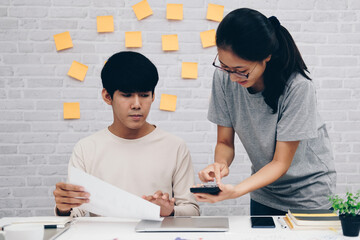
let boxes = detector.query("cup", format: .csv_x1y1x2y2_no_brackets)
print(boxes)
0,224,44,240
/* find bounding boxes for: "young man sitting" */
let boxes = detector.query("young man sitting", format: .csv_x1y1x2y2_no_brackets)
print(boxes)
53,51,199,217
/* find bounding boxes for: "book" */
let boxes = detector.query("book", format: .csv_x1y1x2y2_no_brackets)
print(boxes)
287,209,340,227
284,214,341,231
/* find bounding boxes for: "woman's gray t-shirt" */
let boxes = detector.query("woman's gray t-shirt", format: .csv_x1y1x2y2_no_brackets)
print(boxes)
208,69,336,211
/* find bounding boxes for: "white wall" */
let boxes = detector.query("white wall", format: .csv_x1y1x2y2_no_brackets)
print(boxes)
0,0,359,217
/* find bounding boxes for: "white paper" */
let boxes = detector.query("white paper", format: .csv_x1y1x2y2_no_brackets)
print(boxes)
68,167,161,221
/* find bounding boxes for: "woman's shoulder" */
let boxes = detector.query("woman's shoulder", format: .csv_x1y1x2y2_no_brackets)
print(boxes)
285,72,314,95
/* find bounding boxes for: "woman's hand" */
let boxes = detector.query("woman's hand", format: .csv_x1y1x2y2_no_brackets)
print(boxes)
193,183,237,203
198,162,229,184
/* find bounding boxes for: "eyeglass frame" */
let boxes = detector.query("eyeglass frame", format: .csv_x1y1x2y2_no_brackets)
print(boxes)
212,53,257,80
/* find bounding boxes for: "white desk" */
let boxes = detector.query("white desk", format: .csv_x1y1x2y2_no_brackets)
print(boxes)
52,216,350,240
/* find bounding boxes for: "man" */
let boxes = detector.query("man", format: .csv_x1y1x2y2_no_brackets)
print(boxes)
53,51,199,217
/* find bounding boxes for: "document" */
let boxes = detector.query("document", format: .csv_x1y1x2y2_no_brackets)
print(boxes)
68,167,161,221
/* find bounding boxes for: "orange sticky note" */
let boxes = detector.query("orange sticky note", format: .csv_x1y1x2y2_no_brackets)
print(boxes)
206,3,224,22
132,0,153,20
97,15,114,33
63,102,80,119
162,34,179,51
53,31,73,51
166,4,183,20
160,94,177,112
67,61,88,81
200,29,216,48
182,62,198,79
125,31,142,48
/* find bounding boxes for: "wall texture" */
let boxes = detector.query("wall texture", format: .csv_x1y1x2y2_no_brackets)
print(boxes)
0,0,359,217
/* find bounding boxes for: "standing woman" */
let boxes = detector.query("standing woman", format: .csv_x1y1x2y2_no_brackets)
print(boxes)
194,8,336,215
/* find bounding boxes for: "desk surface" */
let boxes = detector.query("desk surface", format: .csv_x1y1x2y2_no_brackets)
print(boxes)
50,216,350,240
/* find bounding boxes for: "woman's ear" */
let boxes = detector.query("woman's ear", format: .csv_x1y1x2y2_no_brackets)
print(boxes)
102,88,112,105
265,55,272,63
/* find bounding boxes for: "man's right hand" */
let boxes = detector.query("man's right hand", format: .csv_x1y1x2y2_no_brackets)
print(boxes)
198,162,229,184
53,182,90,216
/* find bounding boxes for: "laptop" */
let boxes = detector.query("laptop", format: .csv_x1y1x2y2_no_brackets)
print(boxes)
135,216,229,232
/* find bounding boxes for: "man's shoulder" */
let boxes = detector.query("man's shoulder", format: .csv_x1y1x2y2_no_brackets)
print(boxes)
155,127,187,146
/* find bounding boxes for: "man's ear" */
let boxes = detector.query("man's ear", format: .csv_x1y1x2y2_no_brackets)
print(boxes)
152,92,155,103
102,88,112,105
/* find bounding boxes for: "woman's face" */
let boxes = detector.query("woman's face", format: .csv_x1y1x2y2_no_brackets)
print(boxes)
217,48,271,93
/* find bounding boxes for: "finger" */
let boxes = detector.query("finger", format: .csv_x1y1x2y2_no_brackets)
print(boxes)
153,191,163,199
56,182,85,192
170,198,175,204
53,188,90,199
198,171,215,182
214,164,222,185
143,195,154,201
162,193,170,200
55,196,89,205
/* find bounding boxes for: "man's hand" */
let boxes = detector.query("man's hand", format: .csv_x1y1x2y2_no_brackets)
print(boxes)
198,162,229,184
53,182,90,216
142,190,175,217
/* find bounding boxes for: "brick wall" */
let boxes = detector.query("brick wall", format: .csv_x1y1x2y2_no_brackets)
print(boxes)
0,0,359,217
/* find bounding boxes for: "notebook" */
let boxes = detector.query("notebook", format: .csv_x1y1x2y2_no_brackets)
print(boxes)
135,216,229,232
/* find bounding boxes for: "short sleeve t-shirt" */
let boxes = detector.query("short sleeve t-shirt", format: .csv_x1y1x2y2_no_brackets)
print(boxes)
208,69,336,211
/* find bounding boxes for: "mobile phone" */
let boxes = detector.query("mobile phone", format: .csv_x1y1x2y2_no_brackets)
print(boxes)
250,216,276,228
190,185,220,195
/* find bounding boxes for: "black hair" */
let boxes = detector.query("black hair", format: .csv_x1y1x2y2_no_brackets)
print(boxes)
101,51,159,98
216,8,311,113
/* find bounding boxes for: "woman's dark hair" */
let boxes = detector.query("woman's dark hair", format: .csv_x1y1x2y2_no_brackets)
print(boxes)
101,51,158,98
216,8,311,113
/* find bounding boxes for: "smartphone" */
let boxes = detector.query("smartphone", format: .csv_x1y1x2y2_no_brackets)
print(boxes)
190,185,220,195
250,216,276,228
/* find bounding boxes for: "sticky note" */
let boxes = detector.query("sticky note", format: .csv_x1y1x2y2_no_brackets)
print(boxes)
162,34,179,51
182,62,198,79
53,31,73,51
200,29,216,48
160,94,177,112
125,31,142,48
206,3,224,22
63,102,80,119
67,61,88,81
132,0,153,20
97,15,114,33
166,4,183,20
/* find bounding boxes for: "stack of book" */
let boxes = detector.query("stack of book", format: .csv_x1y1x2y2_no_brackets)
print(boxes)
283,209,341,230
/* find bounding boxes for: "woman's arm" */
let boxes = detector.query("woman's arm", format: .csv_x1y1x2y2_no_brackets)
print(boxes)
195,140,300,202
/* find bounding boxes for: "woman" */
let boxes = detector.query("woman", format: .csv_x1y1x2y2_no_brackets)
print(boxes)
194,8,336,215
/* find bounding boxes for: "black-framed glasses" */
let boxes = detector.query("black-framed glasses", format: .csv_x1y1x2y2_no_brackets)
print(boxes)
212,54,257,80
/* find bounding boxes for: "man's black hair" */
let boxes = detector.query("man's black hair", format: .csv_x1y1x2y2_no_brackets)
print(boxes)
101,51,159,98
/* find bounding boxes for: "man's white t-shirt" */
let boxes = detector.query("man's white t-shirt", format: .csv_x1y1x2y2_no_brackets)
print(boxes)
68,126,199,217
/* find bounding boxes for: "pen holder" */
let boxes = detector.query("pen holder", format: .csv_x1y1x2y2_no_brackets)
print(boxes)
0,224,44,240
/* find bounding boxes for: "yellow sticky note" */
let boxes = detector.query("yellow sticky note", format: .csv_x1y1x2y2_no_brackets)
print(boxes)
67,61,88,81
206,3,224,22
167,4,183,20
63,102,80,119
200,29,216,48
162,34,179,51
160,94,177,112
97,15,114,33
125,31,142,48
53,31,73,51
182,62,198,79
132,0,153,20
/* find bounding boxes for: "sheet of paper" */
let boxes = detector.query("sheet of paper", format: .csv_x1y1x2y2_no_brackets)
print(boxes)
63,102,80,119
166,3,183,20
67,61,88,81
125,31,142,48
68,167,161,221
200,29,216,48
182,62,198,79
97,15,114,33
159,94,177,112
53,31,73,51
0,217,72,229
162,34,179,51
132,0,153,20
206,3,224,22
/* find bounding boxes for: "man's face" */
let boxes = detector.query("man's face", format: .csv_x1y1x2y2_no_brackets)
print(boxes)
103,89,154,131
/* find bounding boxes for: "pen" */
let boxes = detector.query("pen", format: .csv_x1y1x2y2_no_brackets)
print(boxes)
277,216,287,229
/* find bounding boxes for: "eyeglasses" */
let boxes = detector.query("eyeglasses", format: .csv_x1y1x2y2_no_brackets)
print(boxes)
212,54,257,80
